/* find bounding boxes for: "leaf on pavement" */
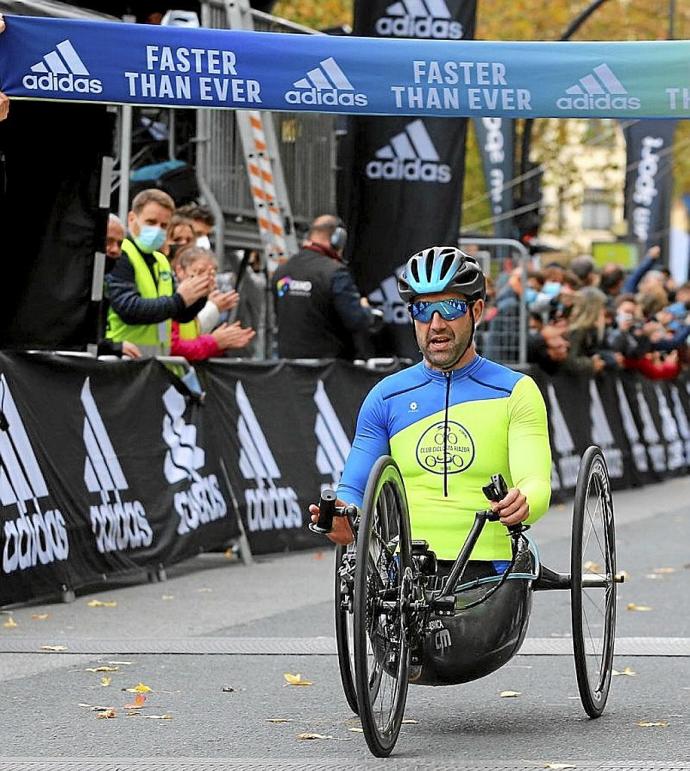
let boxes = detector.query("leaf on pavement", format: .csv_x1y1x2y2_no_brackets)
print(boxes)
284,673,313,686
221,687,235,693
544,764,576,770
296,732,335,740
637,720,669,727
626,603,653,612
3,616,17,628
266,718,293,723
500,690,521,697
652,567,676,574
141,714,173,720
124,694,147,709
612,667,636,677
161,595,175,601
401,718,418,724
96,708,117,719
87,600,117,608
31,614,49,621
100,677,112,687
86,666,119,673
196,587,212,593
125,682,152,693
40,645,67,651
348,727,364,733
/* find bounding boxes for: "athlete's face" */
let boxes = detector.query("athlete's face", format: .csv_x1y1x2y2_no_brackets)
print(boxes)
413,292,484,371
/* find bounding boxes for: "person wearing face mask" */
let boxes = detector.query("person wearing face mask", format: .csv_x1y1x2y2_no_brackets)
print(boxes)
105,189,212,358
176,202,215,250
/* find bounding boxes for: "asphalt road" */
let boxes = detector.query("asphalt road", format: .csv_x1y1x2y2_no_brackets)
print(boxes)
0,476,688,770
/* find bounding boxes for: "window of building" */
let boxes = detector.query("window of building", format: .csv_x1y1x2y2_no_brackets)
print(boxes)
582,188,613,230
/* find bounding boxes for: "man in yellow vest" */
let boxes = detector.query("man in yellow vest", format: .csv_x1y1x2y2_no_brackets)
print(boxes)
105,189,211,357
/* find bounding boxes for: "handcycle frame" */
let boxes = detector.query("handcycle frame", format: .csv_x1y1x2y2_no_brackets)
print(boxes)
323,445,623,757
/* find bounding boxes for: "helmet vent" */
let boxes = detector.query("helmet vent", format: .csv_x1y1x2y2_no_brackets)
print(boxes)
424,252,435,280
440,252,455,278
410,260,420,283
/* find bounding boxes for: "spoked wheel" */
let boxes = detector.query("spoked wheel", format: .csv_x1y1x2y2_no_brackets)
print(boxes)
334,543,358,714
353,456,412,757
571,445,617,718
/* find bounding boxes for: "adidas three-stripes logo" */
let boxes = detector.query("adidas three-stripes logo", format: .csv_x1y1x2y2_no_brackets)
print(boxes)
366,120,452,183
22,39,103,94
376,0,465,39
285,57,367,107
556,63,640,111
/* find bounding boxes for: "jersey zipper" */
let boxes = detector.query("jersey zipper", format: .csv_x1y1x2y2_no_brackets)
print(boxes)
443,371,451,497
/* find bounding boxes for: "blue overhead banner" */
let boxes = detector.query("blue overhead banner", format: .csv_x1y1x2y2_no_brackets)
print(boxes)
1,15,690,119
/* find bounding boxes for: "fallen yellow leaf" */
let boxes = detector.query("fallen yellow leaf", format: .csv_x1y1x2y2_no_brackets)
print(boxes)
124,694,146,710
296,732,334,740
652,567,676,574
31,614,49,621
125,682,152,693
284,673,313,686
3,617,17,628
87,600,117,608
627,603,653,612
348,727,364,733
141,714,173,720
86,666,119,673
638,720,669,727
612,667,637,677
161,595,174,600
40,645,67,652
96,709,116,719
500,690,521,697
100,677,112,687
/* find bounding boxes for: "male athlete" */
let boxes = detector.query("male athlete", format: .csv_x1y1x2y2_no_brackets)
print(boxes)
310,246,552,575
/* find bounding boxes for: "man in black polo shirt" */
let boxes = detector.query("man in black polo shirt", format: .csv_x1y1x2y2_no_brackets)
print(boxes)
273,215,378,360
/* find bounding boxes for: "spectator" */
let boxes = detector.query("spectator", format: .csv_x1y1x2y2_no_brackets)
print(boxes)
176,202,215,248
622,245,662,294
484,266,522,361
105,213,125,264
569,254,598,287
224,248,268,359
599,263,625,305
563,287,622,375
272,214,380,360
171,246,255,360
105,189,211,357
163,214,195,268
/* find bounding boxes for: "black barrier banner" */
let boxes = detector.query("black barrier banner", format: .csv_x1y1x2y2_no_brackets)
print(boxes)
624,119,676,256
199,360,387,555
340,0,477,359
0,353,238,606
473,117,516,240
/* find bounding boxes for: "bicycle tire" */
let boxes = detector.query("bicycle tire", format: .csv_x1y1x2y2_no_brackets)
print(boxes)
334,543,358,714
353,455,412,757
571,445,617,718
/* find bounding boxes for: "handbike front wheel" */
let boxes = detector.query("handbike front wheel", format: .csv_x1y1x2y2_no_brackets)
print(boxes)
334,543,358,714
571,445,617,718
353,456,412,757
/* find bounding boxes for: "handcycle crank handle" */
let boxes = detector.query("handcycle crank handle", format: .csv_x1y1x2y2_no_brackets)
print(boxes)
309,489,337,534
482,473,524,535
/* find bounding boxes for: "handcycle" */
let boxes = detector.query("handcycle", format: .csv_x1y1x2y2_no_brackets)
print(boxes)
311,445,623,757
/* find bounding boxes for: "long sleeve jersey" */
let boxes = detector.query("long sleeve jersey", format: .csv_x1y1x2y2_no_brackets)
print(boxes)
337,356,552,561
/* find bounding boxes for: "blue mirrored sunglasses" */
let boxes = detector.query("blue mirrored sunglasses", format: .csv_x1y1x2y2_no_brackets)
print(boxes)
408,298,469,323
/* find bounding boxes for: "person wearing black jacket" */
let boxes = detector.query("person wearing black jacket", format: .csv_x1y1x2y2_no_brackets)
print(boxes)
272,215,379,360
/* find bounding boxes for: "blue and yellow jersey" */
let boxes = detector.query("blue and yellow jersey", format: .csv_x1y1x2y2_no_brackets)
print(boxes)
337,356,552,561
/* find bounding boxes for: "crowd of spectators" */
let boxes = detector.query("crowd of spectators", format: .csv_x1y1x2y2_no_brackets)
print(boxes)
481,246,690,380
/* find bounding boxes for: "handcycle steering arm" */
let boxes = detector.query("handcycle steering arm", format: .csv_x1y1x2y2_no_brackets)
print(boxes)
309,489,357,535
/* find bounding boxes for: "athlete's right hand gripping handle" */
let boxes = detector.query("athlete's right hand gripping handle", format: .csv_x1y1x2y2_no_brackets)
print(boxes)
482,473,523,534
309,489,337,534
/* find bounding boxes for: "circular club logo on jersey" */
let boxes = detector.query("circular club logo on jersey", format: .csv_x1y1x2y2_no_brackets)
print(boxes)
416,420,474,475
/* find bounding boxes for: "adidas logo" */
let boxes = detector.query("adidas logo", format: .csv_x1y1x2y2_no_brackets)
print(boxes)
368,269,410,325
375,0,464,39
236,383,301,532
161,387,228,535
0,375,69,574
82,378,153,553
284,57,367,108
22,39,103,94
556,63,639,111
366,119,451,183
314,381,351,492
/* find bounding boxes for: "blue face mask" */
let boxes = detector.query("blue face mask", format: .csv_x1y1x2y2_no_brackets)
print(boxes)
133,224,166,254
525,287,538,305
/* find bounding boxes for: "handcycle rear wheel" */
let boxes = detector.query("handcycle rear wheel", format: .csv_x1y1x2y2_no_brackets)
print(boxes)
353,456,412,757
571,445,617,718
334,543,358,714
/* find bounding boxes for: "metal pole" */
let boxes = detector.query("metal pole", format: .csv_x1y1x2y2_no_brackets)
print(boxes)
668,0,676,39
118,104,132,223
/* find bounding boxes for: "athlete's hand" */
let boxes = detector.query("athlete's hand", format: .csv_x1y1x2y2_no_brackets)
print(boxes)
309,500,355,545
490,487,529,527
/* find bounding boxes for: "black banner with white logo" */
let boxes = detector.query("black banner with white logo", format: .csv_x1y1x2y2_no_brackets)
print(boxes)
339,0,477,358
473,117,516,241
624,119,676,256
0,353,238,606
